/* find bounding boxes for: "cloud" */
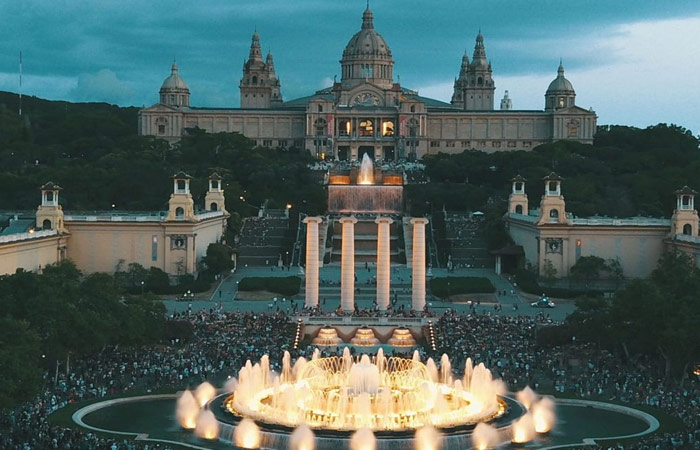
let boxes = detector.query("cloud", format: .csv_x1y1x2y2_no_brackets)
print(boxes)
70,69,133,104
414,15,700,133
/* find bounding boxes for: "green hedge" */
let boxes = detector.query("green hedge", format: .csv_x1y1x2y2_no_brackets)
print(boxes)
238,276,301,296
430,277,495,298
515,269,599,299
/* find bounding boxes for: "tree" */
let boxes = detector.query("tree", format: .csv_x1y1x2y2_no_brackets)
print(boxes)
202,243,234,274
570,256,608,280
542,259,557,281
0,318,42,408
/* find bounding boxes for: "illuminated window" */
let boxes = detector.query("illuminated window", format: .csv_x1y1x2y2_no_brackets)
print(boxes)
359,119,374,137
339,119,352,136
151,236,158,261
382,120,395,136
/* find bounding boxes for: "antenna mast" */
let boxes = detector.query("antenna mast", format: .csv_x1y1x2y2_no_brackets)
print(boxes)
19,51,23,116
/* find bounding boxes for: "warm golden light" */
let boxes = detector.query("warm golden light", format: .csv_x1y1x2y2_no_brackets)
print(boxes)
511,413,535,443
234,418,261,449
194,382,217,408
532,397,556,433
195,410,219,440
226,350,506,432
176,390,199,429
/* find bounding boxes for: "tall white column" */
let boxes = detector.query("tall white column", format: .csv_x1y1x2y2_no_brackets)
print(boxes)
340,216,358,312
375,216,393,310
411,218,428,311
303,216,322,308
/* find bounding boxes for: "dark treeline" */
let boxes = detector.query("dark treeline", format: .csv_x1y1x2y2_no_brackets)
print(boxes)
2,91,698,222
0,261,171,409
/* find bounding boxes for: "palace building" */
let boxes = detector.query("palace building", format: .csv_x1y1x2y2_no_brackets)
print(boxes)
503,176,700,278
0,173,229,277
138,6,597,159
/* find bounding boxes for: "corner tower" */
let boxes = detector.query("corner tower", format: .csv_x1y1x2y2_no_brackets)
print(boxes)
461,32,495,111
204,173,227,213
545,61,576,110
508,175,528,215
240,32,283,108
536,172,570,225
36,182,66,232
670,186,699,237
159,61,190,107
167,172,195,221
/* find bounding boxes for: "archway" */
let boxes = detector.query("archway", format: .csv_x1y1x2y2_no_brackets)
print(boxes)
42,219,52,230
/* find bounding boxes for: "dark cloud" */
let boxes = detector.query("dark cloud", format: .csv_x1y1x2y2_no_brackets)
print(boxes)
0,0,698,130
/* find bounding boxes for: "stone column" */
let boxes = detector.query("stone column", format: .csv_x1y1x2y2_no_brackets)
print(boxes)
411,218,429,311
303,217,323,308
340,216,358,312
375,216,393,310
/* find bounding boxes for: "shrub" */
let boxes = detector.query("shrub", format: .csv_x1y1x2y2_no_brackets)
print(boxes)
238,276,301,296
430,277,495,298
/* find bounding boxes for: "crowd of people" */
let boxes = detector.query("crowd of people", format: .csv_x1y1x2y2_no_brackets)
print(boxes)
238,216,287,247
1,307,698,449
434,311,700,449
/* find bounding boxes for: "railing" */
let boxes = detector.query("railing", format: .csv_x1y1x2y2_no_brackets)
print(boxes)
65,214,163,222
296,316,428,326
0,229,58,244
674,233,700,244
195,210,225,220
570,217,671,226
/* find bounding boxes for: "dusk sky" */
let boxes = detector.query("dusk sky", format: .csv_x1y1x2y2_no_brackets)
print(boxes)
1,0,699,133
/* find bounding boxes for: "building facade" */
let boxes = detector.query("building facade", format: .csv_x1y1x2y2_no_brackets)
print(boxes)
503,176,700,279
0,174,229,277
139,7,597,159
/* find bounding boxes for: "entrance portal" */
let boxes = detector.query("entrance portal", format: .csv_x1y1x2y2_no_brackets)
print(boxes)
338,146,349,161
382,146,395,161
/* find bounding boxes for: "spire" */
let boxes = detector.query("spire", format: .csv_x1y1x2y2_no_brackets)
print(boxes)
171,59,178,75
472,31,487,63
558,59,565,76
459,52,469,77
266,51,276,76
249,30,262,62
362,5,374,30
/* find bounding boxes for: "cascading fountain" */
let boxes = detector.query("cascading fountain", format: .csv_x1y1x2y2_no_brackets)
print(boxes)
357,153,375,185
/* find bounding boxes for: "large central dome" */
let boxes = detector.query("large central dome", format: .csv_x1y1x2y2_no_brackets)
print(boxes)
340,7,394,89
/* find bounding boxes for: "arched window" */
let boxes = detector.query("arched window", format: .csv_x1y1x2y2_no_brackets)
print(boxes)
683,224,692,235
175,207,184,219
382,120,395,137
252,75,258,85
477,77,483,86
317,104,323,113
549,209,559,222
42,219,52,230
210,202,218,212
515,205,523,214
410,105,416,113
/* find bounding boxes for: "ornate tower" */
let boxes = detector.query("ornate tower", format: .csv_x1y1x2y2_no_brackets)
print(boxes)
536,172,570,225
204,173,227,213
159,61,190,107
500,90,513,110
265,52,283,106
167,172,195,221
508,175,528,215
464,32,495,110
340,6,394,90
545,61,576,110
450,52,470,109
36,182,66,232
240,32,282,108
670,186,699,237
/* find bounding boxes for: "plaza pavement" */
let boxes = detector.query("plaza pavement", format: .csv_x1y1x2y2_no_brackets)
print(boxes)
163,264,575,321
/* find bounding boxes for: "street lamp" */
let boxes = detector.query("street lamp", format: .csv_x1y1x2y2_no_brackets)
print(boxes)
141,280,145,294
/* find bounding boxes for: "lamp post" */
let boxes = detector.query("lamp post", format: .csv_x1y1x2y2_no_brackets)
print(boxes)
141,281,145,294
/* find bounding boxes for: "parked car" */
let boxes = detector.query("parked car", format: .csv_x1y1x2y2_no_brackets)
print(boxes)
530,297,556,308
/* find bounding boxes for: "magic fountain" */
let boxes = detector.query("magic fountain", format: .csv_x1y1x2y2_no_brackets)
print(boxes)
176,347,558,449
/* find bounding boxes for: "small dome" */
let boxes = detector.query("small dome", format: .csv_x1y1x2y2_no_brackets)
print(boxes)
342,7,392,61
546,63,574,93
160,61,189,91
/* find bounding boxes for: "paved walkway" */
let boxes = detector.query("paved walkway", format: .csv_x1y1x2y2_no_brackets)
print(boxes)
163,264,575,321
